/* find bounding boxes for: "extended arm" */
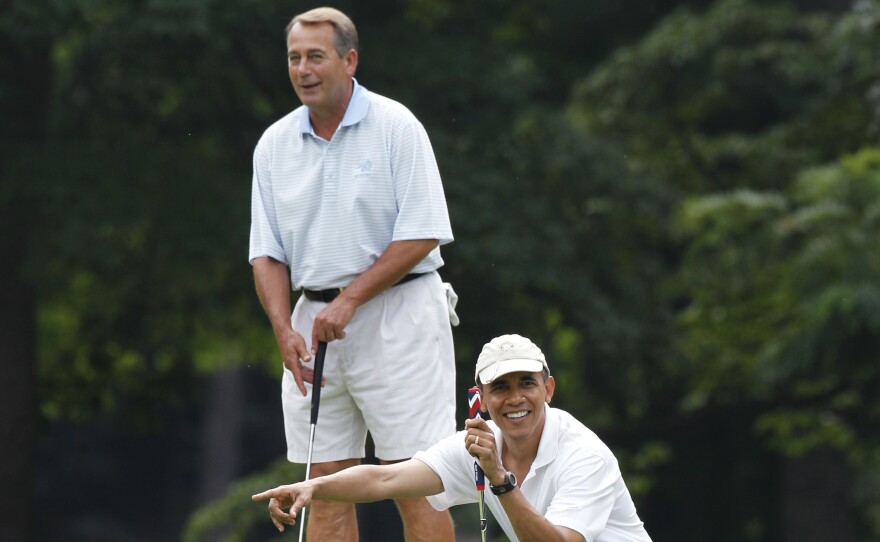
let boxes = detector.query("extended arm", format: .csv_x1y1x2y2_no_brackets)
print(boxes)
310,238,438,352
252,256,313,396
252,459,444,532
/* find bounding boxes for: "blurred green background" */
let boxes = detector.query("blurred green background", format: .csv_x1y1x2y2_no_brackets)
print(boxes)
2,0,880,540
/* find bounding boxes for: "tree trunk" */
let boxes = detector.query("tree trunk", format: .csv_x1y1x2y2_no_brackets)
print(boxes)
0,207,37,542
196,368,245,541
779,447,854,542
0,16,51,542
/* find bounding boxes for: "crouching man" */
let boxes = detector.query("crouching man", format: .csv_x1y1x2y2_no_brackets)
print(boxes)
253,334,653,542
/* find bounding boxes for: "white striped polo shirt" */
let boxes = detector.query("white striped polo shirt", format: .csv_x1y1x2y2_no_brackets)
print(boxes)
249,80,453,290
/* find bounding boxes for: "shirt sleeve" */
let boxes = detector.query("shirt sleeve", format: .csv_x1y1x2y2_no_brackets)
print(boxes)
248,137,288,265
545,452,619,542
389,118,454,246
413,431,478,511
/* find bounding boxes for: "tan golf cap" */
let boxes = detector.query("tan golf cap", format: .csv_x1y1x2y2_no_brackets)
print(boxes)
475,334,549,384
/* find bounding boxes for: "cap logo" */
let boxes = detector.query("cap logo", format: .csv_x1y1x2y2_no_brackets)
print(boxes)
476,334,547,384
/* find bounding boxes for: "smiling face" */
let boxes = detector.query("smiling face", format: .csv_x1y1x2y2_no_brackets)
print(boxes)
482,371,555,445
286,21,357,118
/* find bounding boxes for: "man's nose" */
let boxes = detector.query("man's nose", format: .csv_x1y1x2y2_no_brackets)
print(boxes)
293,58,310,74
507,387,526,402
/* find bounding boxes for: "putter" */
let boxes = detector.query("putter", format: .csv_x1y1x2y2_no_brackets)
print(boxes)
468,386,488,542
298,340,328,542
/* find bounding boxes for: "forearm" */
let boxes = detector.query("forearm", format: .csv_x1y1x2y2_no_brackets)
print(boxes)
310,465,394,503
252,256,292,335
310,461,443,503
498,491,583,542
336,239,438,307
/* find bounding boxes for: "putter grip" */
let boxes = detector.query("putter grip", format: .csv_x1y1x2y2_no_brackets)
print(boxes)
310,341,328,424
468,386,486,490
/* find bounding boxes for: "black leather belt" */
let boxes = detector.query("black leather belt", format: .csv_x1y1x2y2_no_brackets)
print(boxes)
302,273,427,303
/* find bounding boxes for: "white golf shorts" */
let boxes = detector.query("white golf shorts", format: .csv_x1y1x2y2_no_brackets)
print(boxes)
281,271,457,463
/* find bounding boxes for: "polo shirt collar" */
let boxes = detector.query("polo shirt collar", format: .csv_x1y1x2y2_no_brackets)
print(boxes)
299,78,369,135
491,405,559,483
531,406,559,473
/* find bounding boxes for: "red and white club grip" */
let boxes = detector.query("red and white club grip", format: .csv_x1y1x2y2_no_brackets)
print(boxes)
468,386,485,490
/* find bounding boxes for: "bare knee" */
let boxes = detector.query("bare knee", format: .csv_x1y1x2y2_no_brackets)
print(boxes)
305,459,362,541
394,495,438,515
379,458,453,541
309,500,358,534
394,496,454,542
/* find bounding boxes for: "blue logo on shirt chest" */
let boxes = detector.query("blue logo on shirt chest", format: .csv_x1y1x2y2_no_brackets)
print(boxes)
356,160,373,174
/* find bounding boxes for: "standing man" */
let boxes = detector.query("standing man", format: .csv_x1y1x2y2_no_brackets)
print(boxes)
253,334,654,542
248,7,456,541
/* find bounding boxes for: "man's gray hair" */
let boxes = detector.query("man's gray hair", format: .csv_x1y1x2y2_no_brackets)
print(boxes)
286,7,358,58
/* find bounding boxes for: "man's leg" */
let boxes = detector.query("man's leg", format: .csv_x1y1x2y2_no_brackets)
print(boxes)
345,274,457,541
307,459,361,541
381,459,455,542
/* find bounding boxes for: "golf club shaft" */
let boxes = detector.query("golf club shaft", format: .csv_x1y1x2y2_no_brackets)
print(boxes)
298,425,316,542
298,341,328,542
478,490,487,542
468,387,487,539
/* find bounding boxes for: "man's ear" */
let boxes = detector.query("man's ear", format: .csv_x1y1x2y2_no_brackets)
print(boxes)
345,49,358,76
544,375,556,404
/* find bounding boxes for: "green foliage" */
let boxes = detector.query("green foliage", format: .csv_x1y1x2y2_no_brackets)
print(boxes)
182,458,303,542
24,0,292,420
853,462,880,540
442,108,680,429
567,3,880,536
676,146,880,461
8,0,880,539
31,138,276,421
614,441,674,496
571,0,878,192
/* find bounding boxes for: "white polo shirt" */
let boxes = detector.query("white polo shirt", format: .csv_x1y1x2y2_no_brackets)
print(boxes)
414,407,653,542
249,80,453,290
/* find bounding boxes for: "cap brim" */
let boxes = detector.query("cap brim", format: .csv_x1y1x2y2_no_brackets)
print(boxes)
477,359,545,384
